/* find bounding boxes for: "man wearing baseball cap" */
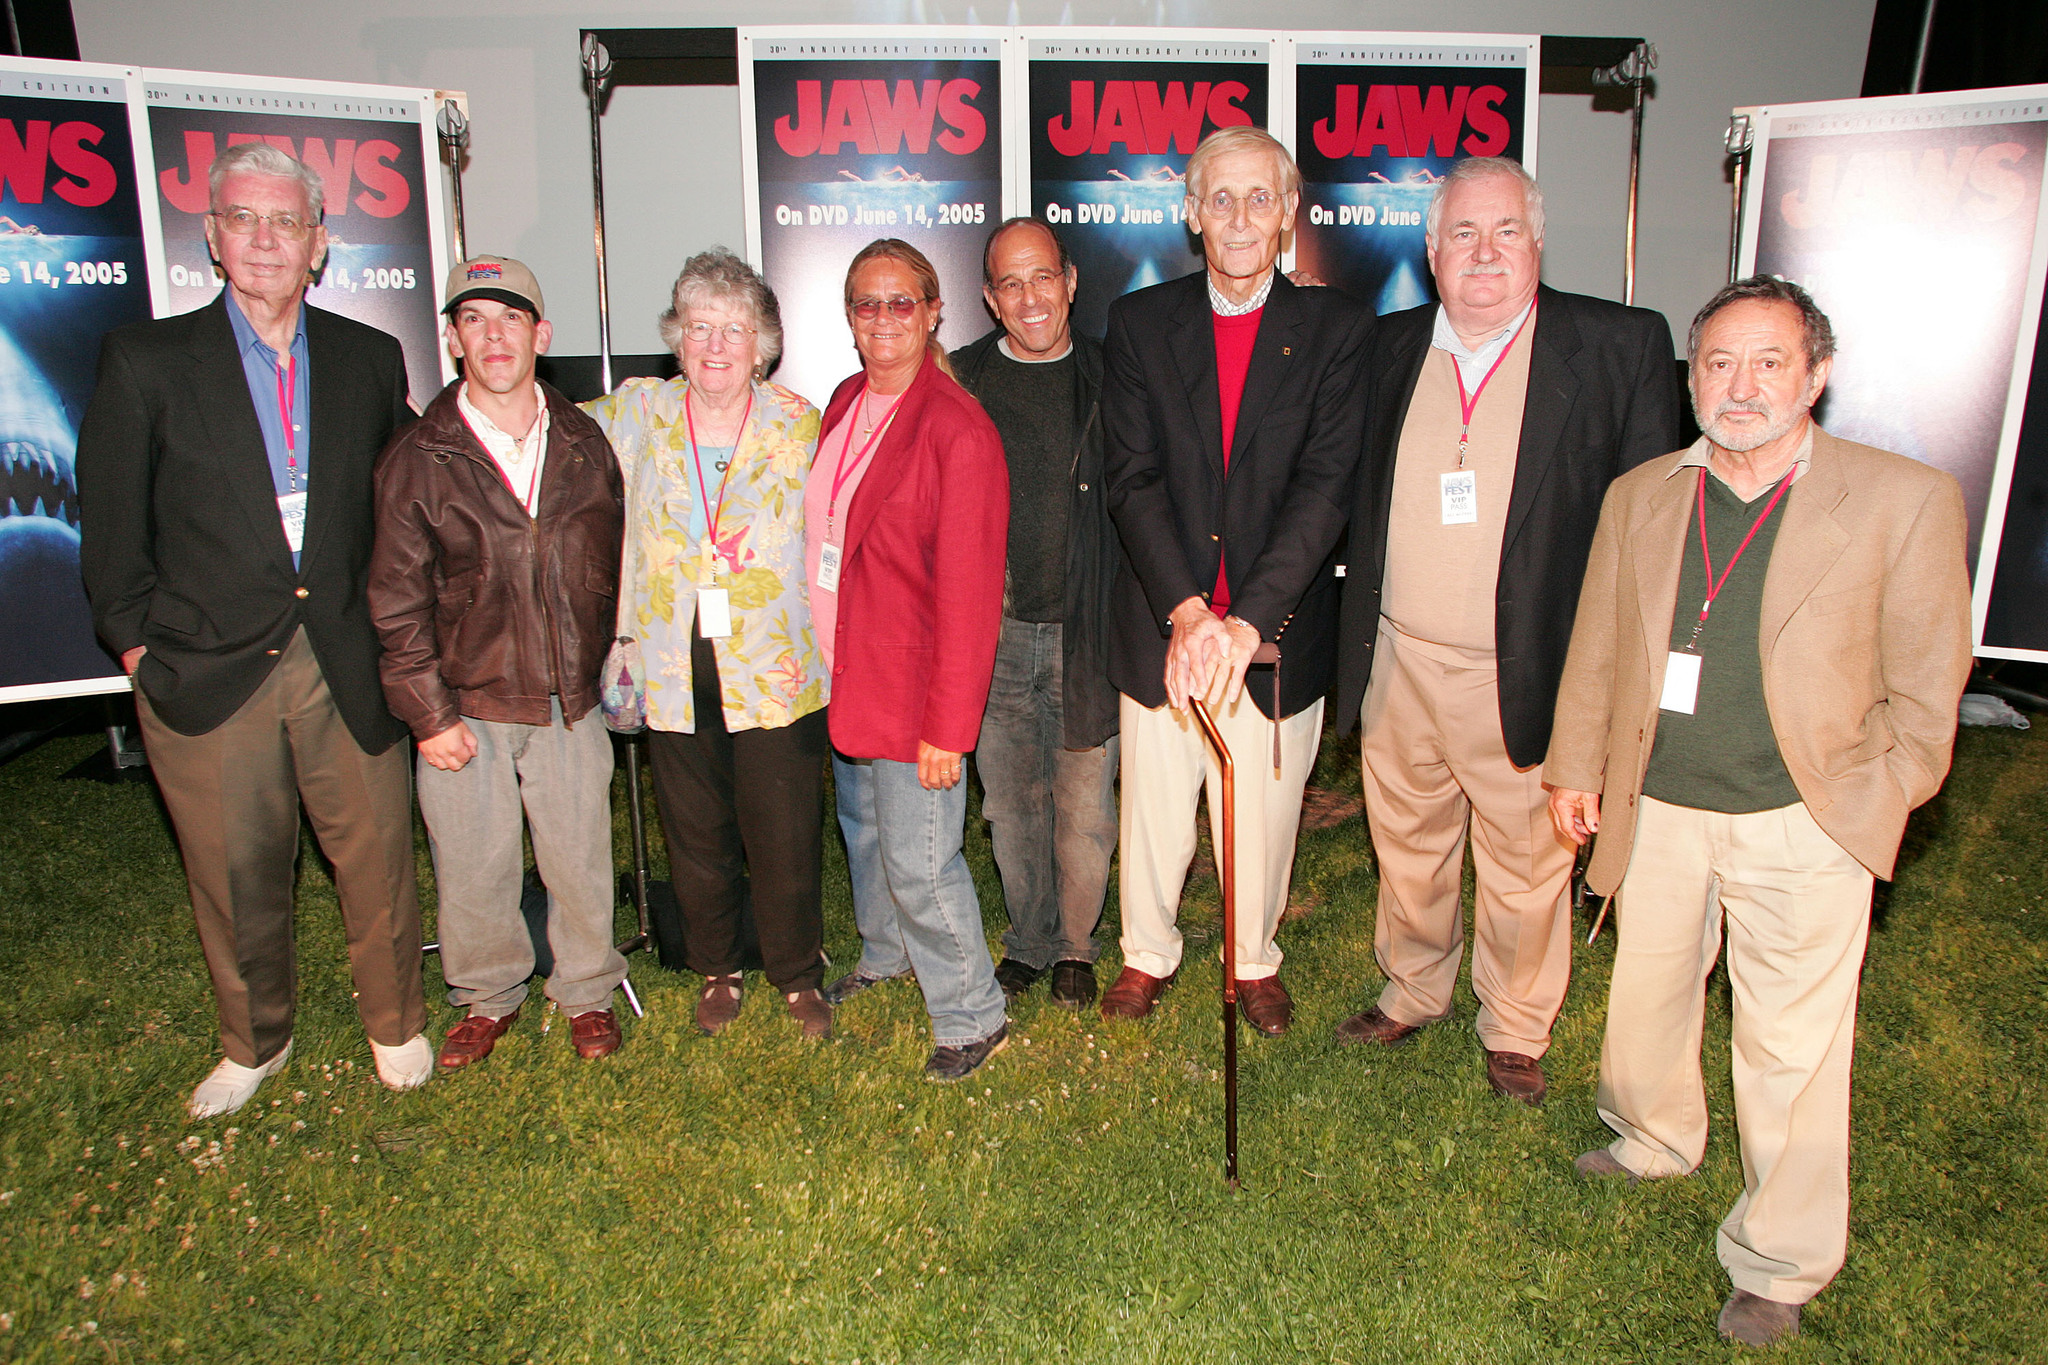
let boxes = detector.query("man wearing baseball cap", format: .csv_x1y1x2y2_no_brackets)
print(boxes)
368,255,631,1068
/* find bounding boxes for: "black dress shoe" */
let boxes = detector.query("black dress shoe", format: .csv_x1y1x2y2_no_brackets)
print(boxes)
1048,960,1097,1010
993,958,1046,1000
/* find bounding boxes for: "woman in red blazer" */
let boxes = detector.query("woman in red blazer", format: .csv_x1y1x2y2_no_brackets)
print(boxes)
804,239,1011,1081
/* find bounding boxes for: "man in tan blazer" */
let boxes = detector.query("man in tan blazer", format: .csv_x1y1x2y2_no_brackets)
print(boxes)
1545,276,1971,1347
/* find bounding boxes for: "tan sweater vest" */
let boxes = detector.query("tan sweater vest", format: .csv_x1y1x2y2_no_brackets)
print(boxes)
1379,332,1534,654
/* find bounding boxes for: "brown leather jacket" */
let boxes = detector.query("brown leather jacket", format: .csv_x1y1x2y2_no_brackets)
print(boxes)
369,379,624,740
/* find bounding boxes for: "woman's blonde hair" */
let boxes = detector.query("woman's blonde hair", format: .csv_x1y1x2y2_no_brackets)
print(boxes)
843,238,954,380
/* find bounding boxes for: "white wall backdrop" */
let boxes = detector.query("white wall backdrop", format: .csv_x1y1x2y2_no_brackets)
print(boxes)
73,0,1879,361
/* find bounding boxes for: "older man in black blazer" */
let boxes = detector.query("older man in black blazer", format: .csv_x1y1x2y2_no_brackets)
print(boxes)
1098,126,1372,1036
1331,157,1680,1104
78,143,429,1118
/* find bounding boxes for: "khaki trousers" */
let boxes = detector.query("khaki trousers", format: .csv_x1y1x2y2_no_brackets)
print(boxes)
136,628,426,1067
1359,621,1574,1055
1117,689,1322,981
1598,795,1873,1304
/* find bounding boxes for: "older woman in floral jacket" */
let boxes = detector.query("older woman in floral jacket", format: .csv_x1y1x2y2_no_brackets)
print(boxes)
583,248,831,1039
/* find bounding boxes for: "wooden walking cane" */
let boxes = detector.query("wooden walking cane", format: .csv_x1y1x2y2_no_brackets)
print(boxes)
1186,642,1280,1190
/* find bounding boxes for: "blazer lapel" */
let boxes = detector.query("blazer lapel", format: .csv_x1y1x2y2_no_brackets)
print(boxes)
1228,275,1307,468
298,305,349,574
189,296,297,580
1502,287,1580,555
1759,428,1851,671
1629,459,1694,677
1169,277,1225,479
840,358,937,559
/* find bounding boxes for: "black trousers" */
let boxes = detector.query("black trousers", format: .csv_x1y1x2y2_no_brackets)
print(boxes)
646,635,828,993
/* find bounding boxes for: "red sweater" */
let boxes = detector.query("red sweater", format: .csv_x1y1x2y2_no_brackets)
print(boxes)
1211,306,1263,614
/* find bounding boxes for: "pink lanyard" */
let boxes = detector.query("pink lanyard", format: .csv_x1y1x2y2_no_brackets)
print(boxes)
275,354,299,491
1451,301,1535,468
1681,464,1795,652
685,387,751,542
826,384,902,539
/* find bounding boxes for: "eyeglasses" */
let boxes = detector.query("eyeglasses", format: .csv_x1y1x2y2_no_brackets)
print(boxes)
1196,188,1282,219
992,270,1063,299
850,295,926,320
680,321,757,345
209,208,317,241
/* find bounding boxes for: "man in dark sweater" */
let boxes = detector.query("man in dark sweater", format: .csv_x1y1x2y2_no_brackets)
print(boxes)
950,219,1120,1010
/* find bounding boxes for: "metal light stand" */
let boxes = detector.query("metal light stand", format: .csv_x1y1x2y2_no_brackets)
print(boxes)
435,98,469,263
1724,114,1755,284
1187,698,1241,1190
1592,42,1657,306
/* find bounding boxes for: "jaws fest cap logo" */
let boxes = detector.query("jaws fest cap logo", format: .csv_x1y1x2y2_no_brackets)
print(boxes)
774,79,987,157
467,261,502,280
158,130,411,218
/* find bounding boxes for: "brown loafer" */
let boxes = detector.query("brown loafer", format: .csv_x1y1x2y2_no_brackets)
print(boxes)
1334,1005,1422,1047
1717,1290,1802,1346
695,973,743,1035
570,1008,622,1060
1485,1049,1547,1106
784,988,832,1040
1099,965,1176,1020
1235,975,1292,1036
436,1010,518,1070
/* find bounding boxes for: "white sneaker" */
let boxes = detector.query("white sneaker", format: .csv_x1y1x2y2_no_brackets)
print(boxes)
187,1039,292,1119
370,1034,434,1092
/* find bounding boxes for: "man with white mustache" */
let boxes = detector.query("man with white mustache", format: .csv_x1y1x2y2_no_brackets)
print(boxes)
1544,276,1970,1345
1332,157,1680,1106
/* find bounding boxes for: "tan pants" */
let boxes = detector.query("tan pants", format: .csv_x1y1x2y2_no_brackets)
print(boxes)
1359,621,1574,1055
1117,690,1322,981
1598,796,1873,1304
136,629,426,1067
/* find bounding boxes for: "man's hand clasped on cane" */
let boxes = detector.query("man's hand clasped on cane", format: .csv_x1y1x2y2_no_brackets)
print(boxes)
1164,596,1260,711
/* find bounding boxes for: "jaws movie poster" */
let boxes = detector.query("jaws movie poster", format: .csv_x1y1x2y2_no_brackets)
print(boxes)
141,70,454,406
1738,86,2048,659
1023,31,1269,339
1290,35,1536,316
740,30,1010,409
0,58,162,702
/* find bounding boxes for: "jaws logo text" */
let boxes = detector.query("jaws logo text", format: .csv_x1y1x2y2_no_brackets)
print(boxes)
1045,81,1253,157
159,131,410,218
0,119,117,208
1310,85,1512,160
774,79,987,157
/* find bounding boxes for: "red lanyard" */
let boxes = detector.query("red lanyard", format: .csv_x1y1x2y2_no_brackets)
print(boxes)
1452,301,1535,468
684,387,750,543
1682,464,1795,651
275,353,299,491
826,384,902,538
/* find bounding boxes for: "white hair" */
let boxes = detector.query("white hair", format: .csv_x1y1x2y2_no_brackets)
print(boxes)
207,142,325,222
1424,156,1544,242
1184,125,1301,204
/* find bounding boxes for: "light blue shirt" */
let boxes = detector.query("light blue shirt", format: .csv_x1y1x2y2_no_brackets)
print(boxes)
223,290,311,567
1431,297,1536,390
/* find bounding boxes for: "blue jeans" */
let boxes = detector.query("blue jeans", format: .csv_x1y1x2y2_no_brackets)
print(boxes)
833,752,1007,1047
975,618,1118,967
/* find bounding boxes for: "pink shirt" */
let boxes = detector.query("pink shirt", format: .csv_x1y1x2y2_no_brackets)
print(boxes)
805,410,877,672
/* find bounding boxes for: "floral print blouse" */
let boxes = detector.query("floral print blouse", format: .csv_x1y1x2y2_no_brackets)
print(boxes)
582,377,827,734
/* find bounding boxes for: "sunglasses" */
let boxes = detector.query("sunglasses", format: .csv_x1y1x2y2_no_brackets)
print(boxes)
850,294,926,320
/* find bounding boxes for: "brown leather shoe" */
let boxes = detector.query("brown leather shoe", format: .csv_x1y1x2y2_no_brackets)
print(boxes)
695,973,743,1035
570,1009,622,1060
784,988,832,1040
1334,1005,1422,1047
1485,1049,1547,1106
1099,965,1176,1020
1236,975,1292,1036
437,1010,518,1070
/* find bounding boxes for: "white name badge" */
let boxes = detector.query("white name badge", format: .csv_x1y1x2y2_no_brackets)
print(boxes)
1440,470,1477,525
696,586,732,639
277,490,307,553
1661,651,1702,715
817,541,843,593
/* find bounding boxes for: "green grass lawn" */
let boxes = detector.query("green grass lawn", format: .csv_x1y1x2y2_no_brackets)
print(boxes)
0,720,2043,1363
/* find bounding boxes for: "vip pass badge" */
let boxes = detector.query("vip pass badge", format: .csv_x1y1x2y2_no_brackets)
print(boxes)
275,352,307,553
1443,304,1537,527
816,384,905,594
686,387,752,639
1659,464,1796,716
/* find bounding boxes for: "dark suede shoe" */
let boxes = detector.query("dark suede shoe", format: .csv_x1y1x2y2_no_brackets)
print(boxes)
1717,1290,1803,1346
1485,1049,1547,1106
994,958,1046,1000
784,988,832,1040
570,1009,622,1060
822,969,911,1006
1334,1005,1422,1047
1236,975,1293,1036
1099,966,1177,1020
1048,960,1097,1011
925,1022,1008,1082
695,973,743,1035
436,1010,518,1070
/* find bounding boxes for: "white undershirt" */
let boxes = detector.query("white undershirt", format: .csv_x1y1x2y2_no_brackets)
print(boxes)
457,382,550,518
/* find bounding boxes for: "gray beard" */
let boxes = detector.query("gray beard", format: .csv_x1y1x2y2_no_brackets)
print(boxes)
1697,400,1808,454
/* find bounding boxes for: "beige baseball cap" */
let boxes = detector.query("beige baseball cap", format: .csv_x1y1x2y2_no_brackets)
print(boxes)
443,254,544,319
